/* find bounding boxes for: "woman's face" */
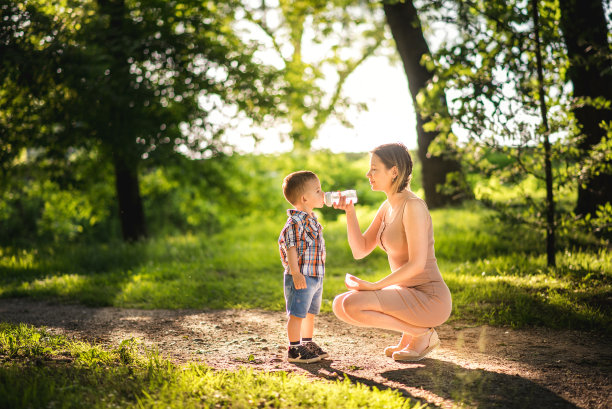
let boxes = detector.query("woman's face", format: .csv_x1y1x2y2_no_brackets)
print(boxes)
366,154,396,192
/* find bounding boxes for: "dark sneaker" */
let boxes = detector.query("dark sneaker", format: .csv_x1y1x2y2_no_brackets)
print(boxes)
287,344,321,363
304,341,329,359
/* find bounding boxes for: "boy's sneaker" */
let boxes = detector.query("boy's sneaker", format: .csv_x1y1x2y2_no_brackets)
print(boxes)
304,341,329,359
287,344,321,363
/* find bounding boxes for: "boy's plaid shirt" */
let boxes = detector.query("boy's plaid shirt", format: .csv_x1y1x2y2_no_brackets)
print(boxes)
278,209,326,277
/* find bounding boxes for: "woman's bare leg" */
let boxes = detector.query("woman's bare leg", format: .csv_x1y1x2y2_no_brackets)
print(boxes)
385,333,413,355
341,291,429,337
332,291,370,327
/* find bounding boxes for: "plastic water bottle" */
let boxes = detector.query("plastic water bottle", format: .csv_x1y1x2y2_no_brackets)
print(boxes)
324,190,358,207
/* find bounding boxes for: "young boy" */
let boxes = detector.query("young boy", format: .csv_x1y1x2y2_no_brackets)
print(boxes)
278,170,329,363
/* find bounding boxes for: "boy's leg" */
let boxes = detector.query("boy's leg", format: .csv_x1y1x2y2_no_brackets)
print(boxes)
300,313,315,339
284,274,321,363
287,314,303,344
301,277,329,358
300,312,329,358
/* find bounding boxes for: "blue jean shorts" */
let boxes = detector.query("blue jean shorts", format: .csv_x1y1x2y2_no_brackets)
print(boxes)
284,274,324,318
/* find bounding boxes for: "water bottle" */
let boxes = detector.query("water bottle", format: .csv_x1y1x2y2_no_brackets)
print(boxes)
324,190,358,207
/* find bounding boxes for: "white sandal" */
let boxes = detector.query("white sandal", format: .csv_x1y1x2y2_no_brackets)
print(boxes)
392,328,439,361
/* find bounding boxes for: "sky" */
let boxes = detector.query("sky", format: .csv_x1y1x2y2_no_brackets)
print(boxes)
224,56,417,155
257,56,417,154
315,56,418,153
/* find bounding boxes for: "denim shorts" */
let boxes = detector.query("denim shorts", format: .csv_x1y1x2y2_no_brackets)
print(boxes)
284,274,324,318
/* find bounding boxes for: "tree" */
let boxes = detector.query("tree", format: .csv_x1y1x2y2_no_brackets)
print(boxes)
531,0,556,266
1,0,280,241
419,0,580,264
239,0,390,149
382,0,469,208
557,0,612,218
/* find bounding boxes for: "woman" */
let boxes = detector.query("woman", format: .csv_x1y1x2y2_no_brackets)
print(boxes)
332,143,452,361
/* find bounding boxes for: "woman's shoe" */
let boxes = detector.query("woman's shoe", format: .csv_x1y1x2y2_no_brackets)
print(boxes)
392,328,439,362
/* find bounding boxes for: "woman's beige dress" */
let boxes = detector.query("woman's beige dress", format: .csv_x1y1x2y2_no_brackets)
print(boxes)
373,196,452,328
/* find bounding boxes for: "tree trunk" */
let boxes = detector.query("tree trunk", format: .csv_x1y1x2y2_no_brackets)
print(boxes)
383,0,467,208
99,0,147,241
557,0,612,216
113,153,147,241
531,0,556,267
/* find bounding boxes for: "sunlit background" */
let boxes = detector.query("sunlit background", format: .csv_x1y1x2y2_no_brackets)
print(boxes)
227,56,417,154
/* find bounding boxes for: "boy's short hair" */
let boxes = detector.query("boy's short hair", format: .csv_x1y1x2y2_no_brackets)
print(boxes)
282,171,319,205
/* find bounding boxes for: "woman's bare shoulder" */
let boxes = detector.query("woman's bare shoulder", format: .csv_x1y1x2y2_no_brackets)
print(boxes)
402,195,430,219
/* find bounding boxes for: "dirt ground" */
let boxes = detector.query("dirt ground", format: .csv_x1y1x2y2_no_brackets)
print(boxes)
1,298,610,409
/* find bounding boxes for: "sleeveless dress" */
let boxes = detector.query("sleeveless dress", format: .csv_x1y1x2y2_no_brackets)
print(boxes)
373,195,452,328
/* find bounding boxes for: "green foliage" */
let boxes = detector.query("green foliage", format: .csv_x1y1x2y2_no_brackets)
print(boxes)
0,147,117,245
239,0,392,147
418,0,612,251
1,0,280,163
0,149,608,331
0,149,415,244
0,324,427,409
0,0,283,241
418,1,575,259
1,198,609,332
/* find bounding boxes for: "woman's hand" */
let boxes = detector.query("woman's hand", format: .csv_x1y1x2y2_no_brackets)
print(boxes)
345,273,378,291
332,192,355,212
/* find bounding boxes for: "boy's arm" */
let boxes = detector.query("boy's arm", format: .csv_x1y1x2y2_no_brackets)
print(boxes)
286,246,307,290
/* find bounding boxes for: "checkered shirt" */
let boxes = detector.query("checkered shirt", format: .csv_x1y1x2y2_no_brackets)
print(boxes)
278,209,326,277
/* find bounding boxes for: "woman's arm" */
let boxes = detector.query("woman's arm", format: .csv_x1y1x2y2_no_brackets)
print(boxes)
335,199,388,260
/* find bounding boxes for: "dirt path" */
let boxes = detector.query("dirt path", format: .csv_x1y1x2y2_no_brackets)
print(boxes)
1,298,610,409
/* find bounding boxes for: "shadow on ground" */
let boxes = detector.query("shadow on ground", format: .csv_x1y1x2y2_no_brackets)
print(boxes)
295,358,578,409
383,358,578,409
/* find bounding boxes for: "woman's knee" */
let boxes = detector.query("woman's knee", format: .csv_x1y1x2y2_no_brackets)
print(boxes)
341,293,365,316
332,292,351,315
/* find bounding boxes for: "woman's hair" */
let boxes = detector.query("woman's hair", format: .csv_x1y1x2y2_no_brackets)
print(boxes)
371,143,413,193
282,170,318,205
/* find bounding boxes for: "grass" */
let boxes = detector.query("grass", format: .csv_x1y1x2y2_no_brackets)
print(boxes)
0,200,609,409
0,201,610,333
0,323,427,409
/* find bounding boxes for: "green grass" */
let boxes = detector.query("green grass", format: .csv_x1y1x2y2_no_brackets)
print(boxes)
441,250,611,330
1,201,609,408
0,201,610,333
0,323,426,409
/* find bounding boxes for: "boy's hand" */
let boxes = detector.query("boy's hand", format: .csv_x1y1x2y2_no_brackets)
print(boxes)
291,273,307,290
